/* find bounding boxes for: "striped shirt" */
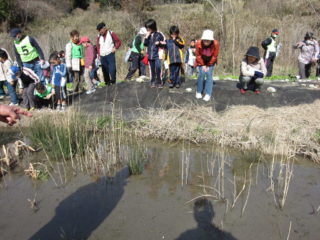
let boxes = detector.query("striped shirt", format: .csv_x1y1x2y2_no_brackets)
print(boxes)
18,67,40,88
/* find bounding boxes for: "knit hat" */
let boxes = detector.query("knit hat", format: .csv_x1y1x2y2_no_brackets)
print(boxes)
96,22,106,31
10,66,20,79
272,29,279,35
138,27,147,36
201,30,214,41
245,46,260,60
80,36,90,43
10,28,22,38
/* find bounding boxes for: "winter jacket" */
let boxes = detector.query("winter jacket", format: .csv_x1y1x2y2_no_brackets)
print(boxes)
195,40,220,66
96,31,121,57
240,58,267,77
51,64,67,87
144,31,165,60
19,67,40,88
165,37,185,64
0,59,14,83
296,40,320,65
84,44,96,68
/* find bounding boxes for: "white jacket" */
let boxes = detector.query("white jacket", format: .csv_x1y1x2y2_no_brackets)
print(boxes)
240,58,267,77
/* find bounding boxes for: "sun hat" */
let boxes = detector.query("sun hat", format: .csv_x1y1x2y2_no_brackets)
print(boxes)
138,27,147,36
201,30,214,41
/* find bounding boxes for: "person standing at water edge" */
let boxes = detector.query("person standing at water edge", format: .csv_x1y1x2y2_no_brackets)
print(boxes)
65,30,85,93
10,28,45,82
239,46,267,94
96,22,122,85
195,30,219,102
144,19,165,88
294,32,319,80
164,25,185,88
125,27,147,81
185,39,196,77
261,29,280,77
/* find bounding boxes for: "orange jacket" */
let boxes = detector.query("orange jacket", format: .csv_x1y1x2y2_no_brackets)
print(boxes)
195,40,220,66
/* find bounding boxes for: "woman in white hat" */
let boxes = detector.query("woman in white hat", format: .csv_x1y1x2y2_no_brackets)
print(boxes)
195,30,220,101
125,27,148,80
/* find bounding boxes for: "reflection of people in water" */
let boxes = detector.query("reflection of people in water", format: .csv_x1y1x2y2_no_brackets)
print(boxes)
175,198,237,240
29,168,128,240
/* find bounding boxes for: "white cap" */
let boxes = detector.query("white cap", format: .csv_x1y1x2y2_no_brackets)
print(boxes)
40,61,50,69
139,27,147,36
201,30,214,41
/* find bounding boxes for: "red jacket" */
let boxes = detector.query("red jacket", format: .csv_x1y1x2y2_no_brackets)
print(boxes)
195,40,219,66
96,31,121,57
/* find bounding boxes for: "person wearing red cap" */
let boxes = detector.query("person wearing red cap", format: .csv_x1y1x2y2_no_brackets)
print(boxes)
261,29,280,77
80,36,97,94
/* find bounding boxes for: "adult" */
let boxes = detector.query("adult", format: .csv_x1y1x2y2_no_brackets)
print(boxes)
10,28,45,82
261,29,280,77
239,46,267,94
294,32,319,80
96,22,121,85
0,104,32,126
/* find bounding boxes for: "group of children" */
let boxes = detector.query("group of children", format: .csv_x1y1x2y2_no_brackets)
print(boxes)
1,19,318,110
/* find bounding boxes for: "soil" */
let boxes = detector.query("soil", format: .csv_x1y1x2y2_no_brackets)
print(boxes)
76,79,320,119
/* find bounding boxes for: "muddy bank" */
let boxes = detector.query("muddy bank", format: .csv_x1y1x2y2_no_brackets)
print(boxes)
76,79,320,118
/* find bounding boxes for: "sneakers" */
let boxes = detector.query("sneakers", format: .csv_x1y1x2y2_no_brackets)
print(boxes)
158,83,164,89
240,88,246,94
203,94,211,102
150,83,156,88
196,92,202,99
61,105,66,111
56,105,61,111
29,107,35,111
175,84,181,89
86,88,96,95
9,103,19,106
0,96,4,100
169,83,174,88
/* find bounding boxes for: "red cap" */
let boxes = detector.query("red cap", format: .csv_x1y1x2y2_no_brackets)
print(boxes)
80,36,90,43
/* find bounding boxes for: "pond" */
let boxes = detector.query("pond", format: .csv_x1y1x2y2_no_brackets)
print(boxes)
0,141,319,240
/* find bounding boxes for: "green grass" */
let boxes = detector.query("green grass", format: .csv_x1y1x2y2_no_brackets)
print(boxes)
28,113,93,160
127,142,146,175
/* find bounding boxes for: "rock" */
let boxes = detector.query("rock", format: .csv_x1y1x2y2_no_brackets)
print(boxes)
186,88,192,92
267,87,277,93
301,84,307,87
308,84,317,89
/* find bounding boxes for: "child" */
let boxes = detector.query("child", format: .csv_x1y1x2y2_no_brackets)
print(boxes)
80,36,97,94
49,53,67,111
10,66,40,110
0,49,19,105
195,30,220,101
165,25,185,88
239,46,267,94
34,82,55,109
185,39,196,77
65,30,85,93
125,27,147,81
40,61,51,85
144,19,165,88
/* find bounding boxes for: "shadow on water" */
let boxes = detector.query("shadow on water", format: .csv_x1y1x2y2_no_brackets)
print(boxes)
175,198,237,240
29,167,129,240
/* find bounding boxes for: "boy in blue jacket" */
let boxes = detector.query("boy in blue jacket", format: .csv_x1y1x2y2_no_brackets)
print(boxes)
165,26,185,88
144,19,165,88
49,53,67,111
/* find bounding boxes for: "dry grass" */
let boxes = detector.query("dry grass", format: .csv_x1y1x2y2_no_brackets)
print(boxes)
1,2,320,78
133,100,320,162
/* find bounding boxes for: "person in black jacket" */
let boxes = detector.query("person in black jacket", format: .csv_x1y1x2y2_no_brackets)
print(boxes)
261,29,279,77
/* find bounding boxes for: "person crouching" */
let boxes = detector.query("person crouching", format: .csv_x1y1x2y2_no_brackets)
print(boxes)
239,46,267,94
34,82,55,109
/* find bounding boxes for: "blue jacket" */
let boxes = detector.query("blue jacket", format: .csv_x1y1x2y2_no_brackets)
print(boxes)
51,64,67,87
144,32,165,60
166,37,185,64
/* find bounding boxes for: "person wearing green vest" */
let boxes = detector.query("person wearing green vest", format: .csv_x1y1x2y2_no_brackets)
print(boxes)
65,29,85,93
261,29,280,77
34,82,55,109
125,27,147,80
10,28,45,83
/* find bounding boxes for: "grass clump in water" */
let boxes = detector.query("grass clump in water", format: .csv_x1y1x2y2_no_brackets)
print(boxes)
127,142,147,175
28,112,93,161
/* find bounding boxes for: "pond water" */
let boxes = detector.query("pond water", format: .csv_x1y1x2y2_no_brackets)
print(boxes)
0,142,319,240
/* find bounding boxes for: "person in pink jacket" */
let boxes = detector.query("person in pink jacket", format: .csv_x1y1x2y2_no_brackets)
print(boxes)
81,36,97,94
